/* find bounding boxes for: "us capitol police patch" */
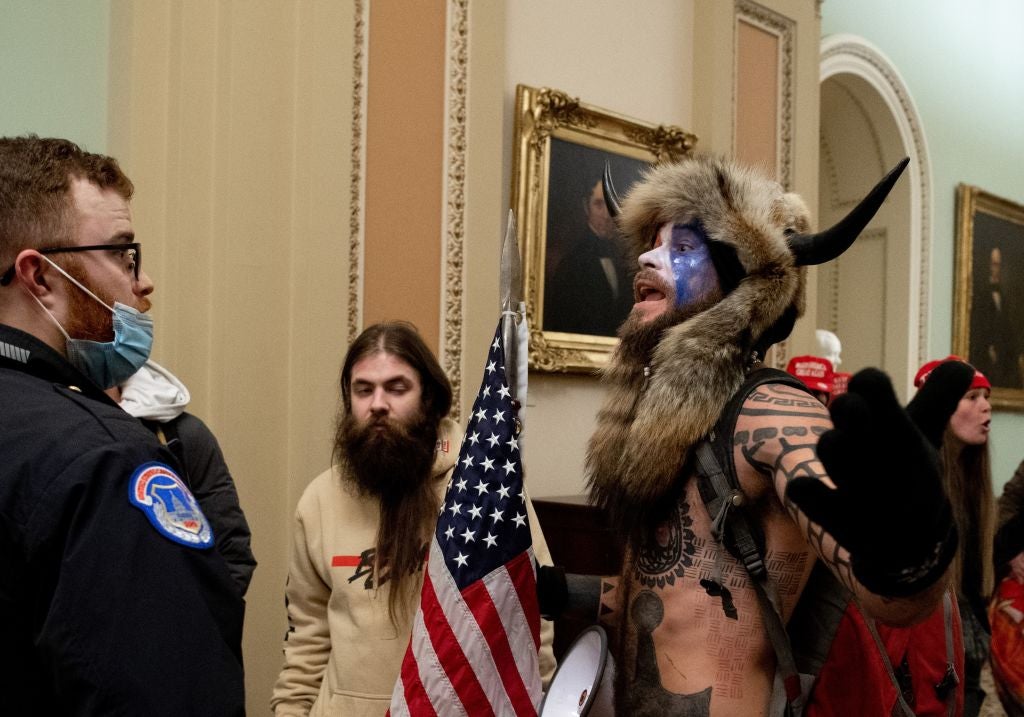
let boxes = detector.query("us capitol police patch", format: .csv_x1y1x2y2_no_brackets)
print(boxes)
129,462,214,548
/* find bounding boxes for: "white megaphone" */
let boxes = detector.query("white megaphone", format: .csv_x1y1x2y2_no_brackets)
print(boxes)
539,626,616,716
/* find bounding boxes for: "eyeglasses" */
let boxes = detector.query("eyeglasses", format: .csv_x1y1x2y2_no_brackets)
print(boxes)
0,243,142,287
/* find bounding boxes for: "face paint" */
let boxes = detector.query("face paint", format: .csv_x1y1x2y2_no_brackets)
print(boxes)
662,223,720,309
634,222,722,324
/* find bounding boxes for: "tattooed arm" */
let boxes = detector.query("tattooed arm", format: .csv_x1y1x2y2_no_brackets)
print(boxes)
736,382,948,625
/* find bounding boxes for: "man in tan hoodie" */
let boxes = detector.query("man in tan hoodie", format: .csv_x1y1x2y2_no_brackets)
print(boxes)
272,321,554,716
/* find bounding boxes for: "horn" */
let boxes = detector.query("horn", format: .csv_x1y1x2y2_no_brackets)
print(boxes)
602,161,621,218
788,157,909,266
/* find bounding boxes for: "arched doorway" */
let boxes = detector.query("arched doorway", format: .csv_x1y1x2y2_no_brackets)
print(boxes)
819,34,931,397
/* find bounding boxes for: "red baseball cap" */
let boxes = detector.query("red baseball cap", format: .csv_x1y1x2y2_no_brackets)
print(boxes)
832,371,852,397
786,355,834,394
913,355,990,391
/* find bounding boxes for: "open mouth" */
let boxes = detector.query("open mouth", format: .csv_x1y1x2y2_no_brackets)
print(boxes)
634,270,670,304
637,283,666,302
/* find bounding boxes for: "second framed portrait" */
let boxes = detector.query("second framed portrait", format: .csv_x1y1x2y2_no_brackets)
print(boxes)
510,84,696,373
953,184,1024,409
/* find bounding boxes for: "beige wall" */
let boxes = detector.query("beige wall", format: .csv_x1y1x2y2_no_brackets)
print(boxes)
107,0,823,711
109,1,354,710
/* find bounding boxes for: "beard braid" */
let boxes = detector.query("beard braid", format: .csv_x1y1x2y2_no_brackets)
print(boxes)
335,409,440,624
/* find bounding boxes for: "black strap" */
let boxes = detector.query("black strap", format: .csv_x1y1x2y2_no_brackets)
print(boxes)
693,368,815,713
695,440,804,709
696,368,806,566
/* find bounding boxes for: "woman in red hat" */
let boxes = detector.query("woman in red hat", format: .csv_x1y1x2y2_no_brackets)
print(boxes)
915,356,994,717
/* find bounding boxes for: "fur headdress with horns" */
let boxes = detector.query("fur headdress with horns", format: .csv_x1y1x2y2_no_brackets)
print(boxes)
587,154,907,529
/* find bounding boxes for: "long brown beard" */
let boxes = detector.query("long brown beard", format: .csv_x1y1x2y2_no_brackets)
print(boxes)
334,409,439,623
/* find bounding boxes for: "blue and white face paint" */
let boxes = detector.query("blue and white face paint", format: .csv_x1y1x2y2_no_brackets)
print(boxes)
633,221,722,324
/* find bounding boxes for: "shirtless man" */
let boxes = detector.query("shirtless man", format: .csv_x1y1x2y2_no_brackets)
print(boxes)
542,156,966,715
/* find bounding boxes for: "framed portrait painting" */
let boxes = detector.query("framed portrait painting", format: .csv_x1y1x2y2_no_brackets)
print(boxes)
953,184,1024,410
510,84,697,373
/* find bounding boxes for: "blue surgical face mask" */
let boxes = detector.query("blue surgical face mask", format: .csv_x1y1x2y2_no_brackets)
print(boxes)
31,256,154,389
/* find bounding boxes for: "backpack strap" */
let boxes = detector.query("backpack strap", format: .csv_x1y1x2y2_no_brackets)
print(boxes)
696,367,807,572
864,616,917,717
863,592,959,717
694,367,815,713
936,589,960,715
694,439,804,711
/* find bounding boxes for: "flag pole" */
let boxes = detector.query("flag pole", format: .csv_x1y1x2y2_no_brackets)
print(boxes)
499,210,525,411
388,210,543,716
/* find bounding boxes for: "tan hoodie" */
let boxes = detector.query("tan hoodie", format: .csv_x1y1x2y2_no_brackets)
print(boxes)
271,418,555,716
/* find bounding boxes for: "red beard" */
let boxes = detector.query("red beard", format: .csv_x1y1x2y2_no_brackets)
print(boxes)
62,260,115,342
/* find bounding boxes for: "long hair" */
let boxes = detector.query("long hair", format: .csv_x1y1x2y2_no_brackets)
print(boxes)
338,321,451,426
335,321,452,624
941,430,995,601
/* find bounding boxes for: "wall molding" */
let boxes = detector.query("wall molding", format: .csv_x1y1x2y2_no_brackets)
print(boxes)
735,0,795,190
348,0,368,342
442,0,469,419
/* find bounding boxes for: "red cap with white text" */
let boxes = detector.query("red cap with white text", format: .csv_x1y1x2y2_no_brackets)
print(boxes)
832,372,852,397
785,355,834,394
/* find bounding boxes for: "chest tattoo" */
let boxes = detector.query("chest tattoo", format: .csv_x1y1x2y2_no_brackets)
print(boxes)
635,500,697,589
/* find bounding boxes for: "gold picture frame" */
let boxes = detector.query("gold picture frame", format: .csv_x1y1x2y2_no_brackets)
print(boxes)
510,84,696,374
953,184,1024,410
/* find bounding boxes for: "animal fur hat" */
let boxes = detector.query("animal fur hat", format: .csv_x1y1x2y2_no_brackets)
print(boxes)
587,154,908,523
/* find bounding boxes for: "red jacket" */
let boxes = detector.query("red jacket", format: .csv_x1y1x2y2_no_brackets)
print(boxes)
807,591,964,716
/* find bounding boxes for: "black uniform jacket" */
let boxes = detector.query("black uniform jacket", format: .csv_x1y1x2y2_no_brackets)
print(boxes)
0,324,245,716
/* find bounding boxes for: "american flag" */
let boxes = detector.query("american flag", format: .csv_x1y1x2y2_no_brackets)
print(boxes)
389,323,542,716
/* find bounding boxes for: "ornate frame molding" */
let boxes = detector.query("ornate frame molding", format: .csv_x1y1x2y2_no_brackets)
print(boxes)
441,0,469,419
510,84,696,373
821,34,932,381
735,0,795,190
348,0,368,342
734,1,795,370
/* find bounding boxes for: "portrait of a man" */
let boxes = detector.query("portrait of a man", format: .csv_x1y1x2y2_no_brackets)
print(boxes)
969,212,1024,389
542,138,648,337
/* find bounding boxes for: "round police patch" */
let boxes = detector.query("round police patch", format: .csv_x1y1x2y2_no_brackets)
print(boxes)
129,462,214,549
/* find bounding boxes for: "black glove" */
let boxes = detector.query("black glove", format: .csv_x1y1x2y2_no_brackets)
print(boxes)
785,368,962,597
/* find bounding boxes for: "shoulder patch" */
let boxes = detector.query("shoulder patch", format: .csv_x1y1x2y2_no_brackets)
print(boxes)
129,462,214,549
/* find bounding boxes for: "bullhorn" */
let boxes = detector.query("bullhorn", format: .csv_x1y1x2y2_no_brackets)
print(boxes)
540,626,615,717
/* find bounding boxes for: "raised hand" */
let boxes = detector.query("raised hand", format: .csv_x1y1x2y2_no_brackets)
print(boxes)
785,367,966,597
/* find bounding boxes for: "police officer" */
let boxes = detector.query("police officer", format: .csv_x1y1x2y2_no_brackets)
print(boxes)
0,136,245,715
